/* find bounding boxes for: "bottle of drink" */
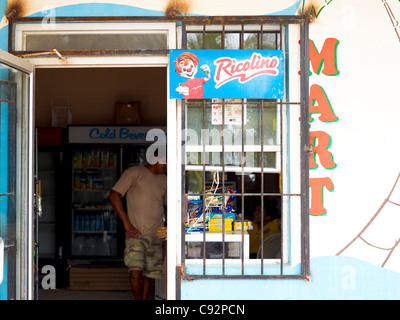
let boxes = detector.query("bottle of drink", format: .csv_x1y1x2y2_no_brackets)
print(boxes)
90,214,96,231
83,215,89,231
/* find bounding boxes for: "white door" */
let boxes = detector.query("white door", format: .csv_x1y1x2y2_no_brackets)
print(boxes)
0,50,34,300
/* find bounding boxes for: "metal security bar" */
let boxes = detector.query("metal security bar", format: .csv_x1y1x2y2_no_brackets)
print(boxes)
180,16,310,281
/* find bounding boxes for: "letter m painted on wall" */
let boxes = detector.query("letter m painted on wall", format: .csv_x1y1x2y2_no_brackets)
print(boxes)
309,38,340,76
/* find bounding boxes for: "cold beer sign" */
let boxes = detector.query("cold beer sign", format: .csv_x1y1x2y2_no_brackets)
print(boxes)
169,50,284,99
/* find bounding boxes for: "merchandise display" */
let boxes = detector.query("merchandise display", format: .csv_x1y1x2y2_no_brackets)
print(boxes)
68,126,165,261
71,147,119,257
185,172,237,233
233,220,253,231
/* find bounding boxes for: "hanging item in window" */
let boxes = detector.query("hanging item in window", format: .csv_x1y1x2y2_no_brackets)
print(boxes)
170,50,284,99
211,98,246,125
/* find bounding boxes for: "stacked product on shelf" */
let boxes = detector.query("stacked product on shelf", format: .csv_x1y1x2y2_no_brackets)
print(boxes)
71,148,118,257
185,171,237,233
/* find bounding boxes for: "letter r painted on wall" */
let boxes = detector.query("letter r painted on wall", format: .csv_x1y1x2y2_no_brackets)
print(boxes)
309,131,337,170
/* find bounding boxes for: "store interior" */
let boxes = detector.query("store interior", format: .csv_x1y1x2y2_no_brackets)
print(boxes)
34,66,282,300
35,66,167,299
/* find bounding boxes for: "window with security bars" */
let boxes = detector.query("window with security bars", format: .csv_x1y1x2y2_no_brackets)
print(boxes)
180,18,310,279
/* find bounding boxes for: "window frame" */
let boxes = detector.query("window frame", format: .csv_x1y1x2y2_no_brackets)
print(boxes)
179,16,310,281
13,21,176,53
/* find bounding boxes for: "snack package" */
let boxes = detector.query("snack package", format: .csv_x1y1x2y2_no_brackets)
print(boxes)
101,150,109,167
233,220,253,231
92,150,100,167
157,227,167,240
109,151,117,167
73,151,83,167
83,151,91,167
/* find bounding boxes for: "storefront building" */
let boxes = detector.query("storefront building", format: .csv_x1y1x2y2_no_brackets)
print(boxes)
1,0,400,300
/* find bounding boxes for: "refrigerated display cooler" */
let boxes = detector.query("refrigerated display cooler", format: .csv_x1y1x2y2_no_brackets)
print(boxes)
71,147,119,257
67,125,166,261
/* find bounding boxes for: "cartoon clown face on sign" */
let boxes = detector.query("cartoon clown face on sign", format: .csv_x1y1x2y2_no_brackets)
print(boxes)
174,52,211,99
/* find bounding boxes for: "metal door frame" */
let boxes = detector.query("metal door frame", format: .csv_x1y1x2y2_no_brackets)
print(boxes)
0,49,34,300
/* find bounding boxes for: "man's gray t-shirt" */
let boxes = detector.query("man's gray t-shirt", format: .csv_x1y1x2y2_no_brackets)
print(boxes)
112,166,167,236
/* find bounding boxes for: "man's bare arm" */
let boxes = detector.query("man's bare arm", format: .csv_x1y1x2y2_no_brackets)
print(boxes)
108,190,141,238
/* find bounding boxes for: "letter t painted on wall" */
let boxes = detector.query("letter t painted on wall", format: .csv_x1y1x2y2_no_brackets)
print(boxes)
309,177,334,216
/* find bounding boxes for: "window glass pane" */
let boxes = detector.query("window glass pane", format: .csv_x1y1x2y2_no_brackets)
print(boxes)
186,102,206,141
250,152,277,169
187,31,280,50
187,33,203,49
224,33,240,49
239,173,280,194
185,152,277,171
186,101,278,146
183,22,290,271
262,33,279,49
185,170,204,194
0,64,30,299
263,106,279,145
186,241,244,259
186,32,222,49
245,195,281,259
246,103,278,145
185,194,282,260
25,33,168,51
185,103,279,177
205,33,222,49
243,33,258,49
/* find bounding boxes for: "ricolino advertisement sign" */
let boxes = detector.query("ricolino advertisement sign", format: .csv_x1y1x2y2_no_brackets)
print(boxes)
169,50,284,99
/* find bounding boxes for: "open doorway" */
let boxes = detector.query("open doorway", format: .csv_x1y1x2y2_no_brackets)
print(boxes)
35,66,167,299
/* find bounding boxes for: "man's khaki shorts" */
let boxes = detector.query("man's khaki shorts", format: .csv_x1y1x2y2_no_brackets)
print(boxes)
124,235,163,279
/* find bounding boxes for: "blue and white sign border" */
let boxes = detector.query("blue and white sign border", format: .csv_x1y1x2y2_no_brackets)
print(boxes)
169,49,284,99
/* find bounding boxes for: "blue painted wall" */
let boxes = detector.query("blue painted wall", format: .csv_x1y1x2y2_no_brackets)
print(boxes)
182,256,400,300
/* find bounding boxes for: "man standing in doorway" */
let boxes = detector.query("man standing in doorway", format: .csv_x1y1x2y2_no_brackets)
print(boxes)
108,150,167,300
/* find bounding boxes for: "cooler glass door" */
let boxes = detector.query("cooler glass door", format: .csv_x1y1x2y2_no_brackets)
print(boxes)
71,147,119,257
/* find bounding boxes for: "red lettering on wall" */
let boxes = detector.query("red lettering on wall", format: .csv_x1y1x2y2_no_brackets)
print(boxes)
309,177,334,216
309,131,337,169
309,38,340,76
309,84,338,122
306,37,340,216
